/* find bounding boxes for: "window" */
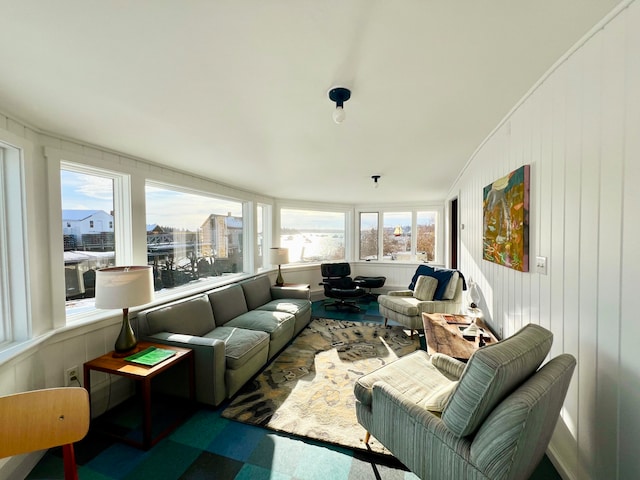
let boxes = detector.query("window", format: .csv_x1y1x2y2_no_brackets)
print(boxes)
1,141,30,345
61,167,117,310
145,183,244,292
359,212,378,260
358,208,441,262
280,208,345,263
383,212,411,260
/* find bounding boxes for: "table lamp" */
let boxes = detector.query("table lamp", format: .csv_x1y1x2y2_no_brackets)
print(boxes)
269,247,289,286
95,266,154,354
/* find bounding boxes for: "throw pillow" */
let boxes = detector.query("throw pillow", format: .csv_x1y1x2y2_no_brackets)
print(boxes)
413,275,438,301
442,271,460,300
422,381,459,413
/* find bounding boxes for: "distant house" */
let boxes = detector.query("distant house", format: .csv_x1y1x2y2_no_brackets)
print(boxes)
200,213,243,258
62,209,114,251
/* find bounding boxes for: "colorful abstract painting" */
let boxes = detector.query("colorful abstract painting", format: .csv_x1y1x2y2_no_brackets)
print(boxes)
483,165,530,272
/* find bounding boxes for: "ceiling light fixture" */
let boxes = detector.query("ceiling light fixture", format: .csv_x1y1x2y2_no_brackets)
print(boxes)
328,87,351,124
371,175,381,188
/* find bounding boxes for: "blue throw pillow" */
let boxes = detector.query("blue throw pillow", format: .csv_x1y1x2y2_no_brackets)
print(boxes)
408,266,462,300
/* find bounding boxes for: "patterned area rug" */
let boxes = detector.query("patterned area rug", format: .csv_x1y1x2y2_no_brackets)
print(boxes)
221,318,420,455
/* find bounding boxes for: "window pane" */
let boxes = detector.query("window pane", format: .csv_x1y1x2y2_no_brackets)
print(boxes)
61,169,116,308
383,212,411,260
359,212,378,260
145,184,243,291
280,209,345,263
417,211,437,261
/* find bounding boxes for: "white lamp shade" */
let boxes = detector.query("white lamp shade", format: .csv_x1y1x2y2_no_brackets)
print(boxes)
269,247,289,265
95,266,154,309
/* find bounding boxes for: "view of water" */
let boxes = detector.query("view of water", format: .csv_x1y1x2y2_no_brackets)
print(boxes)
280,231,344,263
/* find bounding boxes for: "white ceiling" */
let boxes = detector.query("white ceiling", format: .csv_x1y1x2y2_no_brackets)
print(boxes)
0,1,621,204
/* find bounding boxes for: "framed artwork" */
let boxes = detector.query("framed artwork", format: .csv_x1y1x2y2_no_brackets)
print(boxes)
483,164,530,272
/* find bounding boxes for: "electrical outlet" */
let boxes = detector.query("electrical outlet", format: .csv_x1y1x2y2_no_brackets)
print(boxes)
65,366,79,386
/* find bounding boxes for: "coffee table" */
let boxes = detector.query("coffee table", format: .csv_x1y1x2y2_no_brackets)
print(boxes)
83,341,195,449
421,312,498,361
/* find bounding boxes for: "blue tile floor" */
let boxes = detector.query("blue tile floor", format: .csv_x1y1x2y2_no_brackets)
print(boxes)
28,407,418,480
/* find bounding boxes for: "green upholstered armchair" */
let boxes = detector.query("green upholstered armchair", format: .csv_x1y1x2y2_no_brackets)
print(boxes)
378,267,465,335
354,324,576,480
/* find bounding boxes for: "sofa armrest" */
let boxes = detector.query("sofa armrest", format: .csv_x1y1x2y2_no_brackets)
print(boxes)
144,332,227,406
370,382,472,475
270,286,310,300
430,353,466,380
388,290,413,297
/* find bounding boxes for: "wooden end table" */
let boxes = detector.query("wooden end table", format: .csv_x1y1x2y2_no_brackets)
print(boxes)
83,341,195,450
422,312,498,361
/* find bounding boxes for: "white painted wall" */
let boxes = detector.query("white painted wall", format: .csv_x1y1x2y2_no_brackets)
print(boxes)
449,3,639,478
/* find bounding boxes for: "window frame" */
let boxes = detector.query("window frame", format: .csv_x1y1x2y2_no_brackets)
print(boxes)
0,137,31,346
59,161,132,319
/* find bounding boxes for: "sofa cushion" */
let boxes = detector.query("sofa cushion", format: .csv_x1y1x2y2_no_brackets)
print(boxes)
413,275,438,301
354,350,451,408
240,275,273,310
442,323,553,437
256,298,310,316
378,295,422,317
419,380,458,413
226,310,296,358
207,284,249,325
144,295,215,336
226,310,294,336
203,326,270,370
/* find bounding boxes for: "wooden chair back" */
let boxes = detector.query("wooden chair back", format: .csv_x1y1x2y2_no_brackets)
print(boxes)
0,387,90,479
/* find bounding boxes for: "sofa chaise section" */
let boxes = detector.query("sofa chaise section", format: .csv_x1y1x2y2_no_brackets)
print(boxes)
208,283,296,360
135,274,312,407
136,293,270,406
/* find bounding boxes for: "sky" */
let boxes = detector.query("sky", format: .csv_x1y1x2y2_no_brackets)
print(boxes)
61,169,242,231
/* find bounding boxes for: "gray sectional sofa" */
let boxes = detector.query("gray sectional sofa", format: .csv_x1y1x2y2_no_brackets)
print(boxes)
135,274,311,406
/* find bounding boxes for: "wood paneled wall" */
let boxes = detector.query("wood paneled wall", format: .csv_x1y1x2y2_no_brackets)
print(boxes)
449,3,639,478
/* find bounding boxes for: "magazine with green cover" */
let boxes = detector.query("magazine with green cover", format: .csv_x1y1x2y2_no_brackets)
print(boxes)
125,346,176,366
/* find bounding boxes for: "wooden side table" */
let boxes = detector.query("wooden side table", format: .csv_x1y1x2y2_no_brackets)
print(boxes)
422,312,498,361
83,341,195,450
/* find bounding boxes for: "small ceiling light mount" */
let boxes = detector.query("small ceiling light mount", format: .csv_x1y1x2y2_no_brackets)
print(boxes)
371,175,381,188
329,87,351,124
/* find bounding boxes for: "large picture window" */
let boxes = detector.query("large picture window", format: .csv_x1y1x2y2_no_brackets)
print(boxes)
280,208,345,263
145,183,244,292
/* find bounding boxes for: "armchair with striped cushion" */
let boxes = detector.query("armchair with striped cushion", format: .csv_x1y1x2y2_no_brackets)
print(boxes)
354,323,576,480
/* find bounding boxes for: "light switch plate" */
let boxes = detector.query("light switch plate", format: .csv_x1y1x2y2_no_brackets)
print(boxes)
536,256,548,275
